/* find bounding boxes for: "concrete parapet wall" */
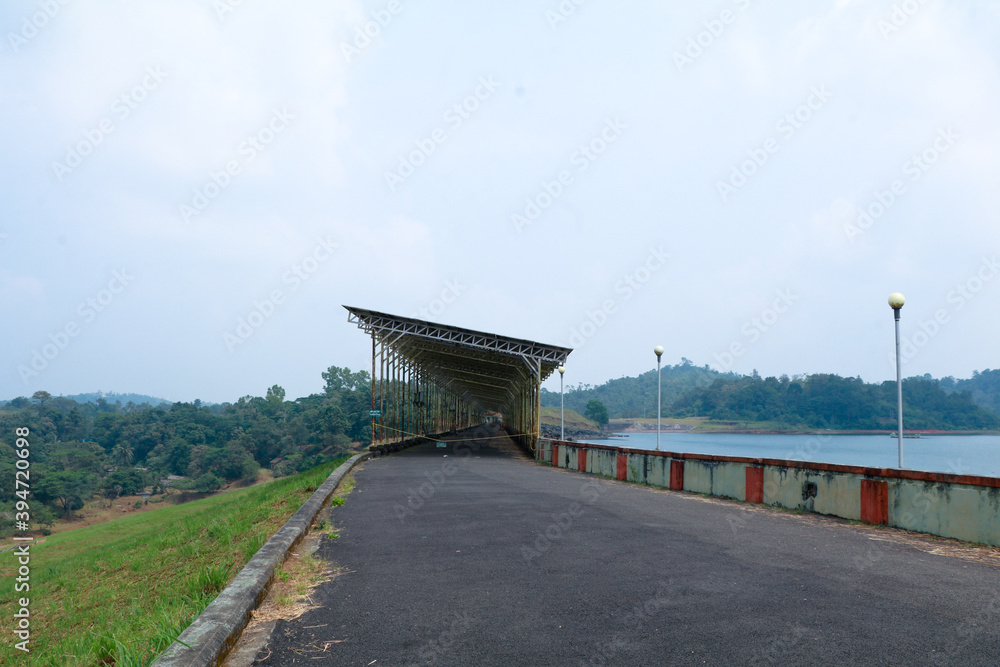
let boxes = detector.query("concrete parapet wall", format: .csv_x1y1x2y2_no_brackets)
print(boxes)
540,439,1000,548
152,453,368,667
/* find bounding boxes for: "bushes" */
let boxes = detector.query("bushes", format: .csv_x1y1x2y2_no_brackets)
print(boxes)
101,469,150,498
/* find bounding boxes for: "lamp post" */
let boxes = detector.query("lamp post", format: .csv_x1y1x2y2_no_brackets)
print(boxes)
654,345,664,451
558,366,566,441
889,292,906,468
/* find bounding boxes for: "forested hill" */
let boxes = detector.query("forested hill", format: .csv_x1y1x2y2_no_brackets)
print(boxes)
0,367,371,527
544,362,1000,431
64,392,173,408
541,359,739,418
671,373,998,430
939,369,1000,416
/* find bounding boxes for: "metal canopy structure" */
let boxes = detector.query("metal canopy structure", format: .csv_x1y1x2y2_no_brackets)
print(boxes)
345,306,572,452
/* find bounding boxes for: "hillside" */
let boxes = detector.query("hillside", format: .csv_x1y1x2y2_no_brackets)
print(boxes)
544,363,1000,432
0,367,370,536
0,458,348,666
939,369,1000,415
64,391,174,407
539,407,602,440
541,358,738,418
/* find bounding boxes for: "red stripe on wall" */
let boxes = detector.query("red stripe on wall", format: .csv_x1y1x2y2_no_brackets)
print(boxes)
860,479,889,525
578,448,587,472
746,466,764,503
670,459,684,490
616,453,627,480
552,444,559,467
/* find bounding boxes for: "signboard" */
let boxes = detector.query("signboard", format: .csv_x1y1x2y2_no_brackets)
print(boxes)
369,410,381,417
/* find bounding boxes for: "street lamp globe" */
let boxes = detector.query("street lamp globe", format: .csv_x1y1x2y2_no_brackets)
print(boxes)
888,292,906,309
654,345,664,358
558,366,565,375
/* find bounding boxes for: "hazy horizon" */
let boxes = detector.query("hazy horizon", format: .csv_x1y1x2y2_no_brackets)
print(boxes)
4,1,999,404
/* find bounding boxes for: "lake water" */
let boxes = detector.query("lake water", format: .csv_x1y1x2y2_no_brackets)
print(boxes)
576,432,1000,478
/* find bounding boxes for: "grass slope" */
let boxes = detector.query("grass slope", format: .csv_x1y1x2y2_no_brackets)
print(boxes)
0,457,348,666
539,407,600,431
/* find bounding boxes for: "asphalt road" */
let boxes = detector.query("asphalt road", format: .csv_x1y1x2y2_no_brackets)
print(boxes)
252,424,1000,666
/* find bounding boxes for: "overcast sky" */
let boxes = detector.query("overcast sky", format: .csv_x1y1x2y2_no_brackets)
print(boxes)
2,0,999,404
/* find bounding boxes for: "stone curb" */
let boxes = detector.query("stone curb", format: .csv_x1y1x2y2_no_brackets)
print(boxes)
151,453,369,667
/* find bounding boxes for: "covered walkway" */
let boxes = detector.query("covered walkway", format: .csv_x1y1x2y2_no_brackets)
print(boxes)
345,306,571,454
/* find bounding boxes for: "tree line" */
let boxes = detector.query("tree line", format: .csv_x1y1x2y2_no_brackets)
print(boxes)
542,360,1000,430
0,366,371,530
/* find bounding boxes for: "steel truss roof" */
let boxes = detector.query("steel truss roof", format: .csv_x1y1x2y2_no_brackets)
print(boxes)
345,306,572,413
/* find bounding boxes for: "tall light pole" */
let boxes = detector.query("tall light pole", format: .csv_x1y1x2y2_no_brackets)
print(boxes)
889,292,906,468
654,345,664,451
558,365,566,441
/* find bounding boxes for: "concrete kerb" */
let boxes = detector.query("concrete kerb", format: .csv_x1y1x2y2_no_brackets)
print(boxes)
151,453,369,667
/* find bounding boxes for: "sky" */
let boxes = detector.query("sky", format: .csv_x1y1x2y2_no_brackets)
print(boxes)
2,0,999,404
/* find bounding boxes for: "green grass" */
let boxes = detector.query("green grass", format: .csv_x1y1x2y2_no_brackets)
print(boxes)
609,416,707,427
690,419,812,432
539,407,600,431
0,457,349,666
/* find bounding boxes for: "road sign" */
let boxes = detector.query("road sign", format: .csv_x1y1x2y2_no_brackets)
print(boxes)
369,410,381,417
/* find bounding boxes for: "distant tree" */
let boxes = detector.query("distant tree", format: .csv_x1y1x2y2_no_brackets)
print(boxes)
322,366,371,393
32,504,57,529
111,441,134,467
31,390,52,412
264,385,287,420
101,469,147,498
194,472,223,493
584,400,609,426
148,438,193,476
34,471,95,518
9,397,29,409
